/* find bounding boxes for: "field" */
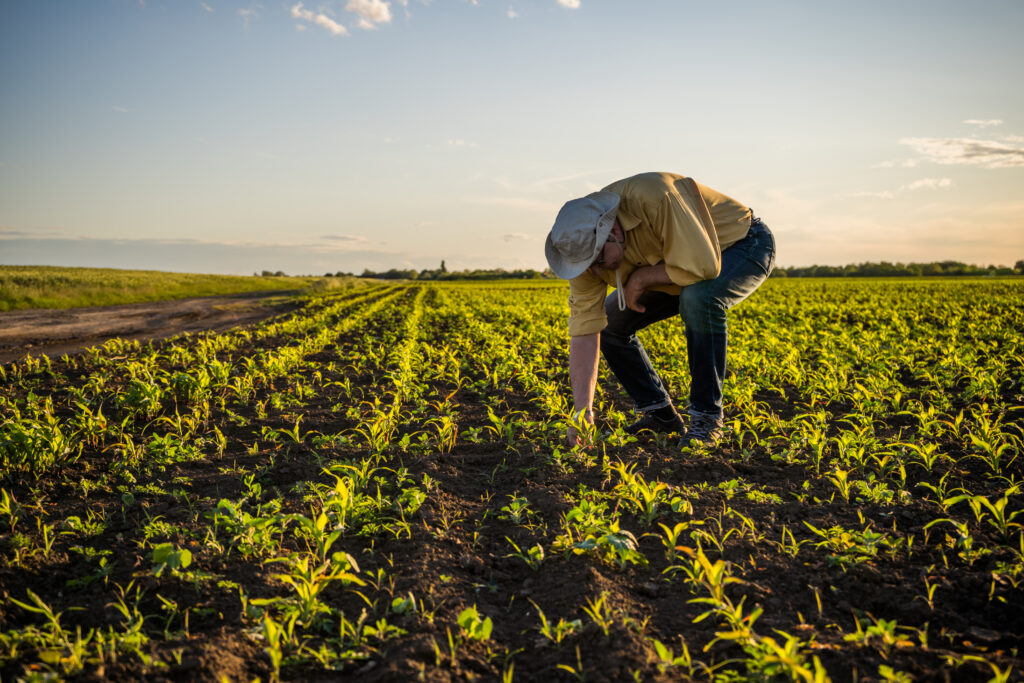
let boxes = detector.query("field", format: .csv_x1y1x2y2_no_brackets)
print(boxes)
0,266,319,312
1,278,1022,682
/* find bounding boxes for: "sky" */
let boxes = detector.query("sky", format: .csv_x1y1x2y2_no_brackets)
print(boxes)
1,0,1023,275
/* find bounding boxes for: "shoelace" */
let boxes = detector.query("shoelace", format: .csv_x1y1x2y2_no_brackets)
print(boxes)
615,270,626,311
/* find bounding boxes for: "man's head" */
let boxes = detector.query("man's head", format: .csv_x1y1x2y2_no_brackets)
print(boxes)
544,191,621,280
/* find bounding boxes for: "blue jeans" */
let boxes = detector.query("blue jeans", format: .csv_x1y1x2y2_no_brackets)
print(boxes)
600,219,776,419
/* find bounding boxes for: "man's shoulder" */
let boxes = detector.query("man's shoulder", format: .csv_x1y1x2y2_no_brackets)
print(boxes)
602,172,689,197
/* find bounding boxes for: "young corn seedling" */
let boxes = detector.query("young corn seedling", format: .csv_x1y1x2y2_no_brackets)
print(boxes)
9,589,92,676
649,637,697,677
531,602,581,646
581,591,614,637
498,494,538,526
611,461,671,526
505,537,546,570
268,552,366,627
0,488,22,532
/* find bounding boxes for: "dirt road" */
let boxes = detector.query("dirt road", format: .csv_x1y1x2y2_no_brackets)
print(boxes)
0,290,302,364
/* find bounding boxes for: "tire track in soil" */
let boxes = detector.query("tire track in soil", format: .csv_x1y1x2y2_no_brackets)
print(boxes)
0,290,304,364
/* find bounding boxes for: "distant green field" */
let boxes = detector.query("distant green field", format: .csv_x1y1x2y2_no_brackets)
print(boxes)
0,266,322,311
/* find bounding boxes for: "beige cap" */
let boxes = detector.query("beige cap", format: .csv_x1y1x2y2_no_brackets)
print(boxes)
544,191,620,280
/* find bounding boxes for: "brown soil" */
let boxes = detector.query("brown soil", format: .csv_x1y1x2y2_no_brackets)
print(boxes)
0,291,302,363
1,289,1021,682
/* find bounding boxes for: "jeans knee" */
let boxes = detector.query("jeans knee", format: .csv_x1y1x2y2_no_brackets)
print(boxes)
679,282,720,317
600,329,629,352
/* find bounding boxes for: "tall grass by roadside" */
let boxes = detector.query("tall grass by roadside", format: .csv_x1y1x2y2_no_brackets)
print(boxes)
0,265,324,311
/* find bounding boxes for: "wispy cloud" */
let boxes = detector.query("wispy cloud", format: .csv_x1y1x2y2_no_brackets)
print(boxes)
346,0,392,29
899,137,1024,168
320,234,372,247
0,235,407,275
0,226,64,239
201,2,214,12
847,178,952,200
111,105,132,113
873,159,919,169
556,0,581,8
507,7,519,18
532,169,612,188
848,190,896,200
470,196,558,212
905,178,952,191
503,232,531,242
963,119,1003,128
291,2,349,35
313,12,347,34
238,6,259,29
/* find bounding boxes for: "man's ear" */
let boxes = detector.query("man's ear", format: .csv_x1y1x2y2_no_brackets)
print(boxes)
611,220,624,240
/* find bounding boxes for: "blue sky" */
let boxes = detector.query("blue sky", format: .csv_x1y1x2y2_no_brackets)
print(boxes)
2,0,1023,275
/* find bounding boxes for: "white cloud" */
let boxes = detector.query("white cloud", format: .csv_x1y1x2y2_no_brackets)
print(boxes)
238,7,259,29
873,159,919,169
0,226,64,239
290,2,313,20
964,119,1003,128
291,2,349,35
314,12,348,34
320,234,373,248
899,137,1024,168
507,7,519,18
849,190,895,199
905,178,952,191
201,2,214,12
556,0,581,7
847,178,952,200
470,196,558,212
346,0,392,27
503,232,531,242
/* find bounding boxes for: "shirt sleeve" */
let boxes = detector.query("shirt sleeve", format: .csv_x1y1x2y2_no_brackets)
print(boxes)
658,177,723,287
567,273,607,337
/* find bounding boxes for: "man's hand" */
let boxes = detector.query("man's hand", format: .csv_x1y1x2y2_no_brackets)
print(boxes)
623,272,647,313
566,408,595,447
622,264,673,313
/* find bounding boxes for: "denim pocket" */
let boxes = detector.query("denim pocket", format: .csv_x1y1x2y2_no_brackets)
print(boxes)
743,225,776,276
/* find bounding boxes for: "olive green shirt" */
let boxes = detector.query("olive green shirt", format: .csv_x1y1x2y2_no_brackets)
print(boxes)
567,172,752,337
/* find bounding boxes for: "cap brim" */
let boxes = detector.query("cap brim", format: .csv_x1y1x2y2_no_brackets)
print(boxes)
544,191,620,280
545,233,593,280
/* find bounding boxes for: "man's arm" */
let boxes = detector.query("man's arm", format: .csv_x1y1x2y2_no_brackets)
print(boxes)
569,332,600,422
622,264,673,312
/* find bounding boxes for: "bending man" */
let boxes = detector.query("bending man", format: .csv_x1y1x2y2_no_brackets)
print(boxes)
544,171,776,445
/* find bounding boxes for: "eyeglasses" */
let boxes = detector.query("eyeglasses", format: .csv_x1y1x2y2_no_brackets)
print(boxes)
592,234,621,269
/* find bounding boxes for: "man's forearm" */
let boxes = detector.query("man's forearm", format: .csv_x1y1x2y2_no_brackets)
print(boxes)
569,333,600,419
622,264,673,312
628,264,672,290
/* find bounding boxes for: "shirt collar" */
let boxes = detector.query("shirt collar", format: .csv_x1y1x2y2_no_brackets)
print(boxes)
616,207,641,232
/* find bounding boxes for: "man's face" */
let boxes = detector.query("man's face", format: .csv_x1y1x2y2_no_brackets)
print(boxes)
589,222,625,276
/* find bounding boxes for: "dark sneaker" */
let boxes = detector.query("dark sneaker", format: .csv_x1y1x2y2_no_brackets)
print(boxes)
625,405,685,435
682,412,724,445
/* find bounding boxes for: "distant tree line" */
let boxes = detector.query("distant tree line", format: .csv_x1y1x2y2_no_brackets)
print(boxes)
350,262,557,281
276,260,1024,281
774,260,1024,278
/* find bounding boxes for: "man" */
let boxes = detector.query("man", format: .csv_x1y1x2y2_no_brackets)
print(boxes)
544,171,775,446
